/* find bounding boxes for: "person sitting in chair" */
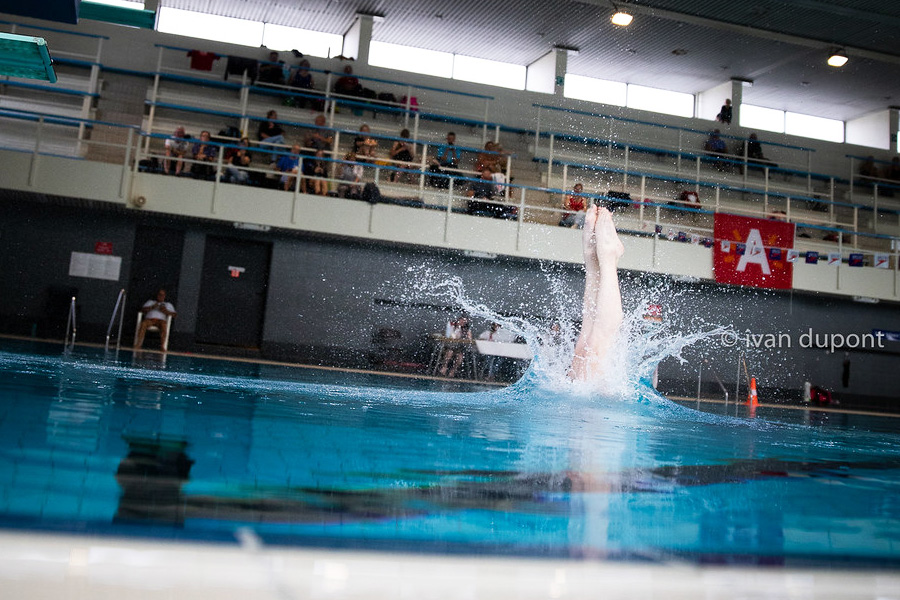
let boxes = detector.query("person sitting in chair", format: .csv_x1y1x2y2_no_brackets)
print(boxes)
135,289,176,350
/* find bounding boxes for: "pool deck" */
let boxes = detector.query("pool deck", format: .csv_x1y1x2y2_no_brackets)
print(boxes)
2,530,898,600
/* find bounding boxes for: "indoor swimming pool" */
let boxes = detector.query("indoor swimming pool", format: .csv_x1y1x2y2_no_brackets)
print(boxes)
0,339,899,569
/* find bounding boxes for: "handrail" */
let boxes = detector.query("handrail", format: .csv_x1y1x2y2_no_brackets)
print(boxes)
0,19,110,39
533,156,860,209
143,101,512,156
64,296,77,350
0,80,100,98
533,103,817,152
0,107,140,130
105,288,127,352
152,43,496,100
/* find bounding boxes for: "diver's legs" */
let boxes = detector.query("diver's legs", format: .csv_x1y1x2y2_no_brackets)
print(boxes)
570,206,624,381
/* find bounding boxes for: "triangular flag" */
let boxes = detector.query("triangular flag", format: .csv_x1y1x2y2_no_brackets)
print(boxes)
848,253,864,267
786,249,800,263
827,252,841,266
720,240,731,253
874,253,889,269
805,251,819,264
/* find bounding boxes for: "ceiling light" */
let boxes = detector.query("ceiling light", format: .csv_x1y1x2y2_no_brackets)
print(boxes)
827,49,848,67
611,11,633,26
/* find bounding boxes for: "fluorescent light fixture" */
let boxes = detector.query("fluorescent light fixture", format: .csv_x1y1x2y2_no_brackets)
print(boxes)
827,49,848,67
611,11,633,26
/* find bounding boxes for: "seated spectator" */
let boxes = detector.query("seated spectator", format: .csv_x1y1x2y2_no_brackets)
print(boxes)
304,114,334,152
289,59,314,90
433,131,460,169
704,129,728,154
716,98,732,124
164,127,189,175
302,149,328,196
559,183,587,228
428,131,461,189
439,316,472,378
337,152,364,199
288,59,318,109
135,289,176,351
466,167,498,216
334,65,361,96
887,157,900,182
389,128,416,182
258,110,286,146
859,156,879,179
475,141,500,173
191,130,218,179
224,137,253,184
276,143,302,191
478,322,515,381
746,133,766,161
490,163,508,196
354,124,378,161
258,51,285,85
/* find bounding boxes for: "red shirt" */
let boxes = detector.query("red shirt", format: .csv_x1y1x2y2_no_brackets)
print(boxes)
565,194,586,212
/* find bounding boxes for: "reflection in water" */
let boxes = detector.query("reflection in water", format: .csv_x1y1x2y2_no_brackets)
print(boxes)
115,436,194,525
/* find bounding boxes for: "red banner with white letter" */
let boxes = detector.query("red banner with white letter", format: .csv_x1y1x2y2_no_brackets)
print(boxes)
713,214,795,289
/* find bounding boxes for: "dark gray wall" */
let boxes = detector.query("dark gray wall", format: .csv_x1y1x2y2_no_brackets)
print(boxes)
2,195,898,406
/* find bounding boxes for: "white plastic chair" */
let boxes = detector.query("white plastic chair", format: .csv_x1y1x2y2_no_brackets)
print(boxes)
135,312,172,351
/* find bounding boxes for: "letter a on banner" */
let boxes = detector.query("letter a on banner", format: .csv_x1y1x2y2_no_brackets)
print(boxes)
714,214,795,289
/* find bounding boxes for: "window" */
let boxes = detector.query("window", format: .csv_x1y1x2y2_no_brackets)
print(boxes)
785,112,844,143
262,25,343,59
564,74,626,106
369,41,454,78
157,8,264,47
627,84,694,118
740,104,785,133
452,55,526,90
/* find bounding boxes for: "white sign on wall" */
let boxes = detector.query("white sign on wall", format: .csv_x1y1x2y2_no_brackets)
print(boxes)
68,252,122,281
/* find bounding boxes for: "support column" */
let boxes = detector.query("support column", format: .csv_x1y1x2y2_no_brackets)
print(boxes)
527,47,571,96
342,13,375,64
890,106,899,154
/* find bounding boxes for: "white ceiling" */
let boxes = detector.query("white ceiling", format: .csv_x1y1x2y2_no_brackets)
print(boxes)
131,0,900,120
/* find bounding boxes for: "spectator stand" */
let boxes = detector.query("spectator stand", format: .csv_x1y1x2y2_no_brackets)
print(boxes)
1,20,107,155
847,154,900,233
533,155,876,244
531,103,824,197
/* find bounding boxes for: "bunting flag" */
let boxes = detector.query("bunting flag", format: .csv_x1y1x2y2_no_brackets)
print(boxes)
713,214,795,289
874,254,890,269
848,253,864,267
827,252,841,266
805,251,819,264
786,249,800,263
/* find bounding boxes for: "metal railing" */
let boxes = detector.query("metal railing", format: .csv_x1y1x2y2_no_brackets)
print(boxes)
105,288,127,352
63,296,77,351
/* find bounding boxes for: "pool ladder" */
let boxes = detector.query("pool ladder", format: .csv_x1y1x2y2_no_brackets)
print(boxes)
63,296,77,351
105,288,127,352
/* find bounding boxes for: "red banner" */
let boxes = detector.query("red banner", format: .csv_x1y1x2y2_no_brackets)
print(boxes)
713,214,795,289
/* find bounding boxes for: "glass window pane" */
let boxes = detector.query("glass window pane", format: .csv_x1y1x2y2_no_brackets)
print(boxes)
564,74,626,106
157,8,264,47
785,112,844,143
452,55,526,90
262,24,342,59
740,104,785,134
369,41,454,78
627,84,694,118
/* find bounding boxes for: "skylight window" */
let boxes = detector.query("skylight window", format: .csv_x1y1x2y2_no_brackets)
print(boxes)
369,41,454,78
564,74,626,106
785,112,844,143
739,104,785,133
157,8,264,47
452,55,526,90
627,84,694,118
262,24,343,59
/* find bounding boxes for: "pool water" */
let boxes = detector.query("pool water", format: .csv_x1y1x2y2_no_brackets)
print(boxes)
0,340,899,567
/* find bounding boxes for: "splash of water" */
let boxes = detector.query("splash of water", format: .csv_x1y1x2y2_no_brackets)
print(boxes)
400,264,728,402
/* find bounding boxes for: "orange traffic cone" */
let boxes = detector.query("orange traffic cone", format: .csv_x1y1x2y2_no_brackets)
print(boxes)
746,377,759,407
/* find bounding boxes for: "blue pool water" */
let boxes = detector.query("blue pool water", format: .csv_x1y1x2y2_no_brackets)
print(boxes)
1,339,899,567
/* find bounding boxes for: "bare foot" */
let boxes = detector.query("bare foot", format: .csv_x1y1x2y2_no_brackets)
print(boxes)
595,207,624,266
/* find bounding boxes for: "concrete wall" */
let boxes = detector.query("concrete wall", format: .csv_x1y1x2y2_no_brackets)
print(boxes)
2,195,899,408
